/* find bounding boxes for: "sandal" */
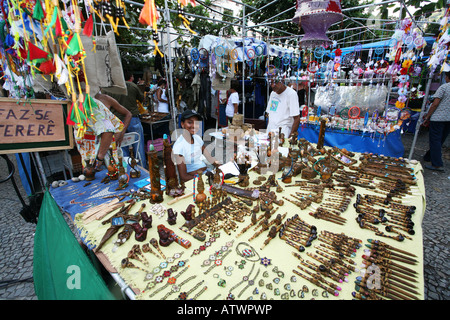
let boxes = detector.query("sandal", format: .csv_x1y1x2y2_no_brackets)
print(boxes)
94,157,105,172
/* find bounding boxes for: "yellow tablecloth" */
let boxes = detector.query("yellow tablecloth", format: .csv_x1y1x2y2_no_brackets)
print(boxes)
74,157,426,301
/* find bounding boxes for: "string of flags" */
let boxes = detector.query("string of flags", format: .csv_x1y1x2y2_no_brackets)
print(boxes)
0,0,197,139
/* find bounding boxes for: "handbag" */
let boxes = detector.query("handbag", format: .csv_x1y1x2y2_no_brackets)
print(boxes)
81,31,126,95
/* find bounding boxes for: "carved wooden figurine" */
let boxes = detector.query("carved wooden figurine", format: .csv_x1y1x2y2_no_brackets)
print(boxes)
163,134,185,197
167,208,177,225
147,144,164,203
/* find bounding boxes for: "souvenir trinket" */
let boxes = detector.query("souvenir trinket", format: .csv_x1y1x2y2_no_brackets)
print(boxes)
147,144,164,203
163,135,185,197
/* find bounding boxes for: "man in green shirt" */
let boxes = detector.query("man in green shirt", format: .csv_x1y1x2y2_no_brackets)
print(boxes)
102,70,147,168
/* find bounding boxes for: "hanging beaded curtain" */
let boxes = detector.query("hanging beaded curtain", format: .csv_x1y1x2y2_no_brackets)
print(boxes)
292,0,343,49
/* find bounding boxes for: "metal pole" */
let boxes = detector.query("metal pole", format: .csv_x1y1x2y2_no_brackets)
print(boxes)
408,77,432,160
32,152,47,188
164,0,178,134
242,4,246,120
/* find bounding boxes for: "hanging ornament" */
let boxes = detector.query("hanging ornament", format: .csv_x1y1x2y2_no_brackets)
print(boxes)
293,0,343,49
177,0,197,35
139,0,163,57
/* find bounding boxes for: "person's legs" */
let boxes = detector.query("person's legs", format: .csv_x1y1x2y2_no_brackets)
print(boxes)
95,131,114,171
428,121,445,168
440,121,450,146
97,132,114,160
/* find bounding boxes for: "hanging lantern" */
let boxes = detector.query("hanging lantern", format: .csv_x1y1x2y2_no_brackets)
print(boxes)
292,0,343,49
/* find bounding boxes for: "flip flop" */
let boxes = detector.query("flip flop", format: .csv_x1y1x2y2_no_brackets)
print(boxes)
424,164,444,172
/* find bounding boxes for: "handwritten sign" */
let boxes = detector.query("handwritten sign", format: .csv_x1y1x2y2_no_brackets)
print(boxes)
0,98,73,154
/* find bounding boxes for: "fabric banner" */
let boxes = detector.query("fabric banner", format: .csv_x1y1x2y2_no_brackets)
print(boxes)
298,124,405,158
33,191,115,300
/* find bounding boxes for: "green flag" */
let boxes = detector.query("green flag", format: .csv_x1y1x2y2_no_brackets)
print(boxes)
32,0,45,21
33,191,115,300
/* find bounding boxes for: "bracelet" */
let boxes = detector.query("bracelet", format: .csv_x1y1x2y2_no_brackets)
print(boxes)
238,267,260,298
235,242,260,262
191,285,208,300
229,262,255,293
161,275,197,300
148,264,190,298
178,280,205,300
204,249,232,275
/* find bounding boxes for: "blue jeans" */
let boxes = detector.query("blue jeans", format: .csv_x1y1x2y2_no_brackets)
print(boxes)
423,121,450,167
122,117,148,169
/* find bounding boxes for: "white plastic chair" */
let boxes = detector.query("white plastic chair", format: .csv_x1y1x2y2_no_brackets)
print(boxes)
121,132,144,167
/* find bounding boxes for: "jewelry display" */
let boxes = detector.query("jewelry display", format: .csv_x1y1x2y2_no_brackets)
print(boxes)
228,262,256,293
160,275,197,300
235,242,261,263
190,285,208,300
177,280,206,300
146,264,190,297
237,267,260,298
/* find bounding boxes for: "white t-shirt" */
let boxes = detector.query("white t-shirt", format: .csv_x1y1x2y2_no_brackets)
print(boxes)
226,91,239,118
172,134,206,173
266,86,300,137
157,88,169,113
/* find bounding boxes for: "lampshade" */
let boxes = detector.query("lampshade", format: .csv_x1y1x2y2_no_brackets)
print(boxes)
293,0,343,49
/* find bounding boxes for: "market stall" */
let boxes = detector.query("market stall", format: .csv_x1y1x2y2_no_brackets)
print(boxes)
1,0,446,302
47,133,426,301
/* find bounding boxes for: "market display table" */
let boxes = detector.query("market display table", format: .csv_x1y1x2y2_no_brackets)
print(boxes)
298,123,405,158
51,148,426,301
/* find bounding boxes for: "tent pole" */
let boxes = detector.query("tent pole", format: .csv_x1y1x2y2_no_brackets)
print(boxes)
163,0,178,135
242,4,246,121
408,77,432,160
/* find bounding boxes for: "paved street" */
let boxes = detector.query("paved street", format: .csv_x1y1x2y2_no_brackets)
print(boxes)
0,129,448,300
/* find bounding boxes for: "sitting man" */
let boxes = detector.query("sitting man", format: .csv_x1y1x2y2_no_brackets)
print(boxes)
172,109,218,182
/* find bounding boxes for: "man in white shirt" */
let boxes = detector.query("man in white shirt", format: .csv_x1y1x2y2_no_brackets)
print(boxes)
172,109,219,181
226,81,240,124
265,76,300,138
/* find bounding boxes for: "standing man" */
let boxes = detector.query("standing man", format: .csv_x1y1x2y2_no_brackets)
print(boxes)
102,70,147,168
422,72,450,172
266,74,300,138
226,80,240,125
